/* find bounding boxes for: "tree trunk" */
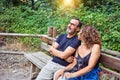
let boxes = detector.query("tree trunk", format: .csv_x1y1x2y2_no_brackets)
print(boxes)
31,0,35,10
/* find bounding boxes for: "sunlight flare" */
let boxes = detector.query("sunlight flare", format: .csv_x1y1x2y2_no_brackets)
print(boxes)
63,0,75,8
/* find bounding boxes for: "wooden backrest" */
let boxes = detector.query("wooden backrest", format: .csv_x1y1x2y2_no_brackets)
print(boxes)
99,53,120,78
100,53,120,71
40,27,57,51
40,35,55,51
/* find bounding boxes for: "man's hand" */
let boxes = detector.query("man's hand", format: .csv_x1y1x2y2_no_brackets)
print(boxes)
49,46,54,54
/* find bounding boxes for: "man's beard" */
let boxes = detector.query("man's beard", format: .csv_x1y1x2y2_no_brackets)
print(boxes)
66,28,75,34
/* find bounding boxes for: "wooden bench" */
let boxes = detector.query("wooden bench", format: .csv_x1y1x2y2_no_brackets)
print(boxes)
24,51,52,79
24,27,120,80
24,27,56,80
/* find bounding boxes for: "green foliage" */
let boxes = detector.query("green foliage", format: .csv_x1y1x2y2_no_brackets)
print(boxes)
0,0,120,51
2,0,22,8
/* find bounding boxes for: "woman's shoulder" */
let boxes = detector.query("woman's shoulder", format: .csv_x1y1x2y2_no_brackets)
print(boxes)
92,44,100,48
91,44,101,53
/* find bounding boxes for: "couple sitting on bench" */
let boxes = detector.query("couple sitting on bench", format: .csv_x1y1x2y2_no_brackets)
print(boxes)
36,18,101,80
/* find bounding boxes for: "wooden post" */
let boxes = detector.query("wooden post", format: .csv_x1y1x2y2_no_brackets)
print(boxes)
52,27,57,38
30,63,36,80
48,27,53,37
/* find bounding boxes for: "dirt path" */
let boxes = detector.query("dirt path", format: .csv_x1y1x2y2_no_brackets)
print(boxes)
0,68,29,80
0,40,31,80
0,53,30,80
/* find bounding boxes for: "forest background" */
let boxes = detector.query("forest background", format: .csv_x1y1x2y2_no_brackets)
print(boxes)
0,0,120,52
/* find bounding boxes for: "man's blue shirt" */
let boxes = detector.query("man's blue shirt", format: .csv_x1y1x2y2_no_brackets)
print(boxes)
52,34,81,66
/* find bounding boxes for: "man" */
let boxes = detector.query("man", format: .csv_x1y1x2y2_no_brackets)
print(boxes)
36,18,82,80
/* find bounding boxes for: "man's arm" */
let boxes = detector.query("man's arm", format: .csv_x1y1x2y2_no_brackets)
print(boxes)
49,42,75,63
49,34,80,60
49,46,76,59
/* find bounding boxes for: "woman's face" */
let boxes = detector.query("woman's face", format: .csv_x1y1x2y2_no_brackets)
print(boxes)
78,29,83,40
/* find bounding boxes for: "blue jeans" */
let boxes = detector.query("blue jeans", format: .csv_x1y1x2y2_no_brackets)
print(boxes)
66,68,100,80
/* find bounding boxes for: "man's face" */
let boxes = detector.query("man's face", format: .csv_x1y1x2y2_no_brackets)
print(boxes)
67,19,79,34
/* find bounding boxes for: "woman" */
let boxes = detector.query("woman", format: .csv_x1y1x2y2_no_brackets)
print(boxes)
54,25,102,80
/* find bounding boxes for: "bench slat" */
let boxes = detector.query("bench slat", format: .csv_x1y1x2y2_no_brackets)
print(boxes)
41,42,51,51
41,35,55,45
31,52,51,63
24,53,45,69
24,52,52,69
100,66,120,79
100,53,120,71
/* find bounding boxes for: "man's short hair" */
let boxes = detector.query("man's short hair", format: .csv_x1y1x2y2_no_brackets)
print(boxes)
73,17,82,28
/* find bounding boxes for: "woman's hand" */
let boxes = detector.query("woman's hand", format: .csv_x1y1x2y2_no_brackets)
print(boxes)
65,72,75,79
54,69,65,80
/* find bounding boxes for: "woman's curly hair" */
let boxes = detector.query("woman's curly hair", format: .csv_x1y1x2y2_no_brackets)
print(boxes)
81,25,102,49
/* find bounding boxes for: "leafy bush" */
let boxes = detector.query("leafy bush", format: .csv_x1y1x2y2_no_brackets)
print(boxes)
0,0,120,51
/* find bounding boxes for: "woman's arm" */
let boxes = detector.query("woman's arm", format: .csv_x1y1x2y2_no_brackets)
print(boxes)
65,44,101,78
